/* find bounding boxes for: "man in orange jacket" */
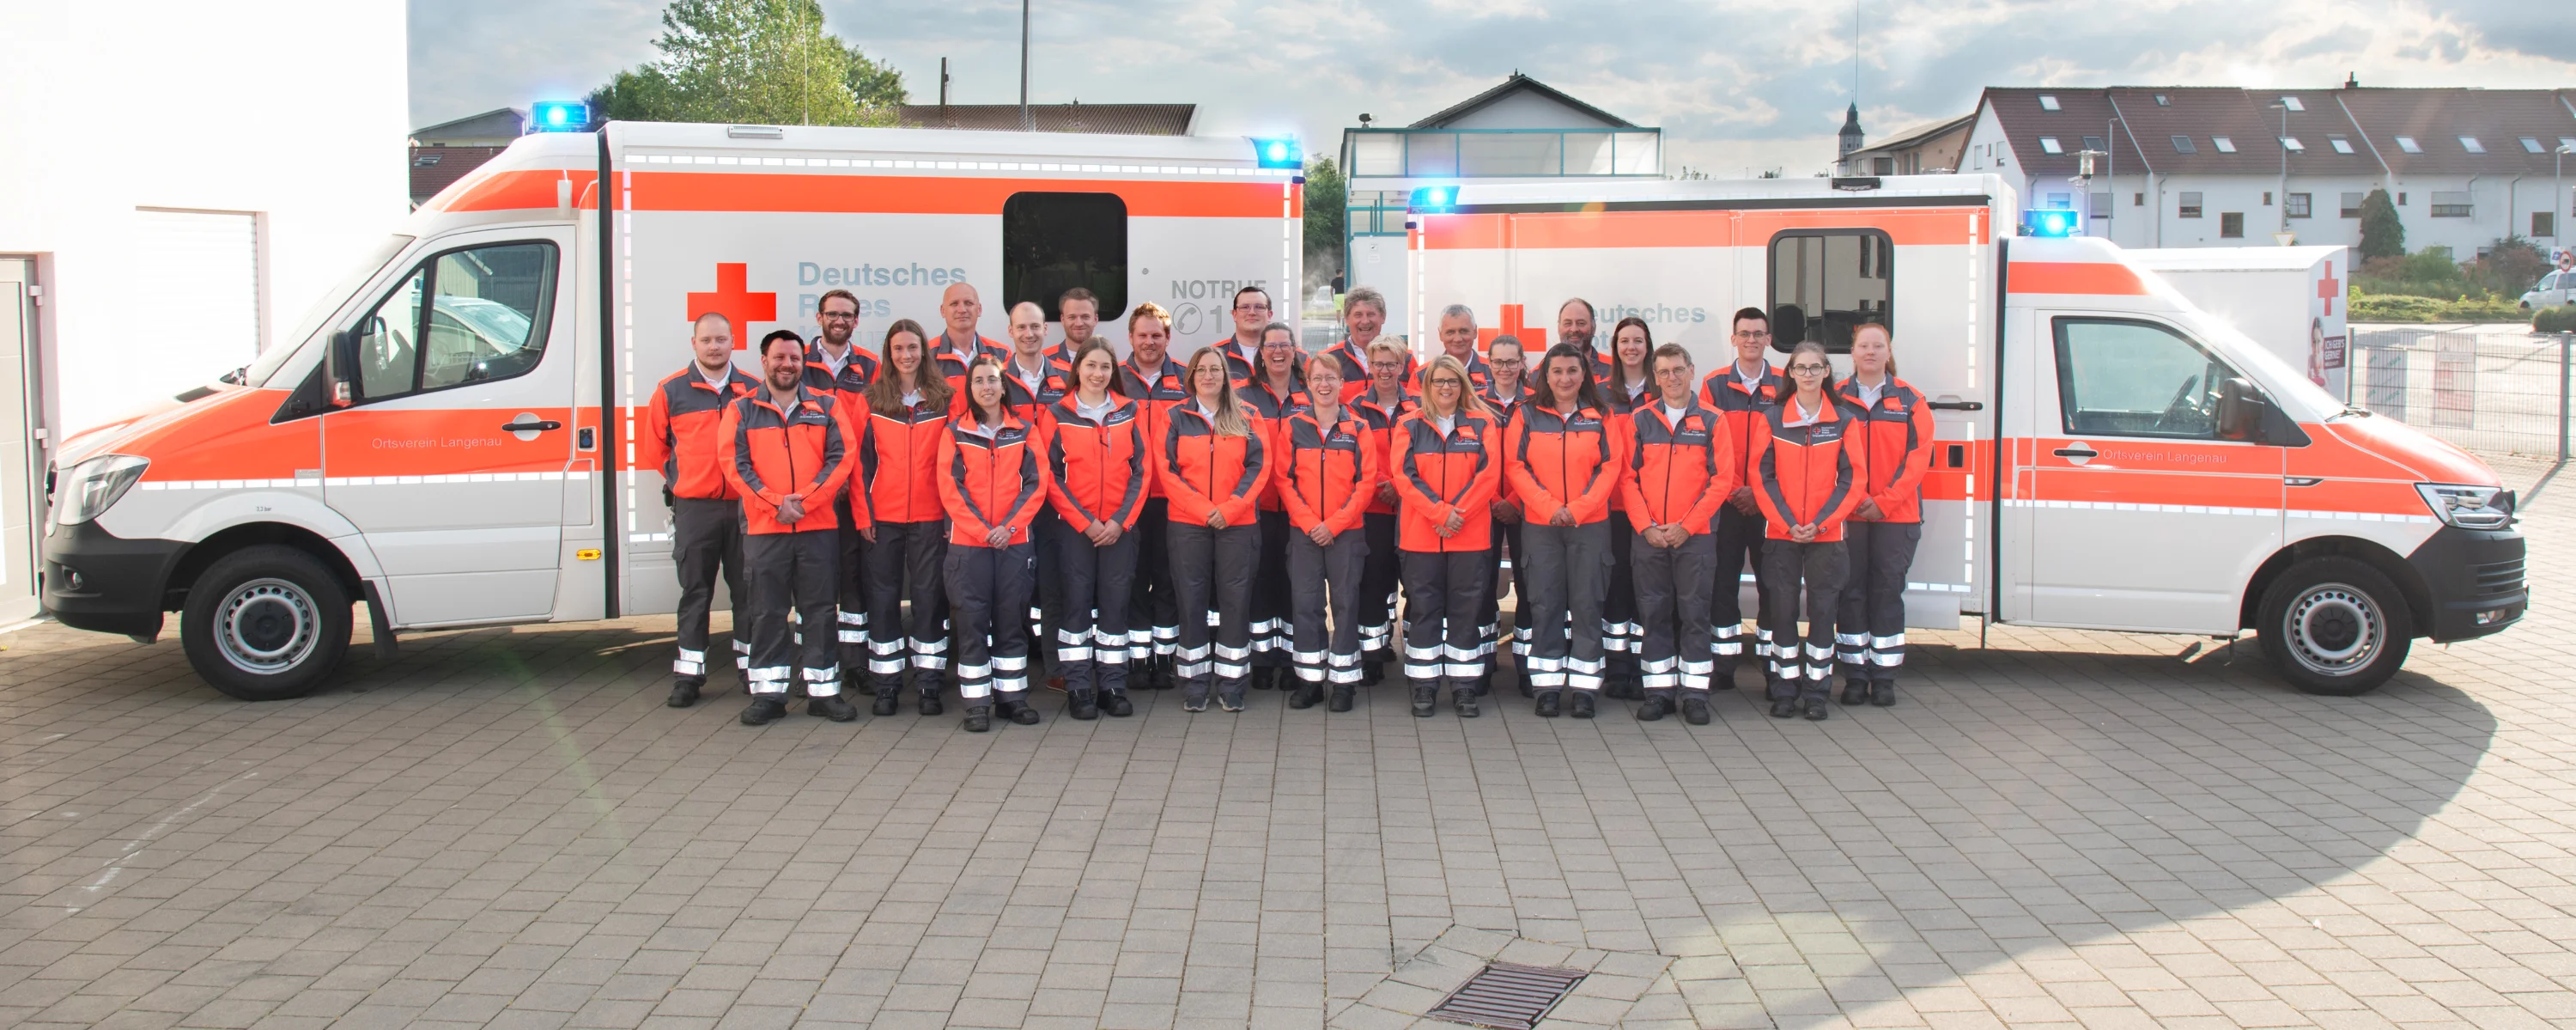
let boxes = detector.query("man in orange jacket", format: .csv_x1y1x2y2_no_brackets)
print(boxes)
1621,344,1736,725
720,331,860,725
642,313,759,709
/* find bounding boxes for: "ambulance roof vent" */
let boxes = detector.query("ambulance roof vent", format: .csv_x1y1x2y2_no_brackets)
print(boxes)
726,125,786,140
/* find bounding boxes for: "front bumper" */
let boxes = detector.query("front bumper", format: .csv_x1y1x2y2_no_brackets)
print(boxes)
2405,523,2526,643
40,519,186,637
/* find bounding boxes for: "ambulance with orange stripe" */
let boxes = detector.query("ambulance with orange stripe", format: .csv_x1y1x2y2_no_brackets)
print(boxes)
1413,174,2523,694
39,122,1303,699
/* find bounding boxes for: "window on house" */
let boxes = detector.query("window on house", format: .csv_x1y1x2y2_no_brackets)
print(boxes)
2154,94,2171,106
2399,192,2408,205
2561,137,2576,153
2082,135,2106,152
2330,136,2355,155
1767,229,1894,354
2287,192,2312,218
2038,94,2061,111
1872,156,1894,174
2431,192,2472,217
2179,192,2203,218
2134,192,2146,206
2212,136,2238,153
2537,212,2556,238
2340,192,2365,217
2039,137,2064,155
2458,137,2485,154
2220,212,2245,238
2171,135,2196,154
2280,137,2305,151
2280,96,2306,112
2523,137,2546,154
2396,136,2422,153
2263,192,2274,205
2044,192,2071,208
2092,192,2112,217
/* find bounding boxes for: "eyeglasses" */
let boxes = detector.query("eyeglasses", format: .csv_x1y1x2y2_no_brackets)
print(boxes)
817,310,858,320
1788,363,1830,375
1733,331,1773,340
1235,302,1272,312
1654,367,1693,379
1261,340,1297,350
1428,378,1463,389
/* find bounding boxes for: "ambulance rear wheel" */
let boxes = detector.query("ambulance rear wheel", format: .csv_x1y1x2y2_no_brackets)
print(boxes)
180,545,352,701
2257,557,2410,696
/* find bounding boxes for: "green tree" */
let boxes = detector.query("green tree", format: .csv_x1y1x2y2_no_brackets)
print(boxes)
1302,156,1346,283
586,0,896,127
2358,187,2403,260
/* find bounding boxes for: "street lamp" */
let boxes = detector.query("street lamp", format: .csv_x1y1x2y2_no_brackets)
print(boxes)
2069,149,2107,234
2557,143,2573,256
2269,101,2296,246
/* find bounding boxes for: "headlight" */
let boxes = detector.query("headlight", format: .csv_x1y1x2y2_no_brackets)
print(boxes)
52,454,149,526
2416,483,2513,529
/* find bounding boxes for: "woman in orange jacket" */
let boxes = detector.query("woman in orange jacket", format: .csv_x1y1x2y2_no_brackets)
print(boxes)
1832,323,1934,708
1389,355,1504,717
1161,346,1268,711
1042,339,1147,720
1278,352,1378,711
1350,339,1419,683
939,356,1051,732
1749,339,1865,721
1505,343,1625,718
856,320,956,716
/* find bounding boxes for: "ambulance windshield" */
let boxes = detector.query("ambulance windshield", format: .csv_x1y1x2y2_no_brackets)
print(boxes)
246,235,416,388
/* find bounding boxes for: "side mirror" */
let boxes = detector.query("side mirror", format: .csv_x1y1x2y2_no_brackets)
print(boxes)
2216,377,2261,440
1771,304,1806,348
326,329,358,407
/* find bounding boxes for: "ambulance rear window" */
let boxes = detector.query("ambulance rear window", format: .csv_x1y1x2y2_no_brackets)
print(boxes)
1767,229,1893,354
1003,192,1127,323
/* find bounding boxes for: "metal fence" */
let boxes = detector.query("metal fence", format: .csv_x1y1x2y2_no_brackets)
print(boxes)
2349,329,2575,462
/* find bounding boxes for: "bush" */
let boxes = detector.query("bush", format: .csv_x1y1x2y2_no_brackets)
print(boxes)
2349,291,2526,323
2535,304,2576,332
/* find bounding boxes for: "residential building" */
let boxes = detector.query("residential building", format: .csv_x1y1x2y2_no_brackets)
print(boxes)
1337,73,1666,334
1842,113,1975,175
410,108,527,208
1946,83,2576,256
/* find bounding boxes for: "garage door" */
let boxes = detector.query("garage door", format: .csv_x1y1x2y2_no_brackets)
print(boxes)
131,209,261,394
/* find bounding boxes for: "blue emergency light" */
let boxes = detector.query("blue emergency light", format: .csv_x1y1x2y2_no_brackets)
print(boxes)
1410,185,1457,211
1253,137,1303,168
2021,208,2080,237
531,101,589,132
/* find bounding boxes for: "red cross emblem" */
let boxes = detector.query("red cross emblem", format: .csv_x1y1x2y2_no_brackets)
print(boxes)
2316,260,2338,318
687,263,777,349
1477,303,1549,349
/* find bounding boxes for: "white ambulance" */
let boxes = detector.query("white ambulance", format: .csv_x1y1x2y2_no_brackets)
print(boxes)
39,122,1303,698
1409,174,2523,694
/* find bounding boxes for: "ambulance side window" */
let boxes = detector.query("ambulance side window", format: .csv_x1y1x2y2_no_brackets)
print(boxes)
2052,318,2235,439
349,241,558,403
1003,192,1127,321
1767,229,1893,353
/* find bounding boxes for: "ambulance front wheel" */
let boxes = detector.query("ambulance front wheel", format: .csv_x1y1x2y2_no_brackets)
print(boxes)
180,545,352,701
2257,557,2411,696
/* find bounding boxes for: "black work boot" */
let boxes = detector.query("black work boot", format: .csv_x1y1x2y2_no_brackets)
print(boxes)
1534,690,1561,717
1569,691,1595,719
807,695,858,722
1361,659,1384,686
918,678,945,716
871,683,902,716
1328,685,1355,712
1872,681,1897,707
999,697,1042,725
1250,666,1276,691
1068,689,1100,721
963,705,992,732
1680,694,1712,725
739,697,787,725
1804,697,1830,721
1410,681,1437,717
850,672,873,697
1770,697,1799,718
1840,679,1870,706
1455,685,1479,718
1637,695,1674,722
1103,690,1134,717
668,680,702,709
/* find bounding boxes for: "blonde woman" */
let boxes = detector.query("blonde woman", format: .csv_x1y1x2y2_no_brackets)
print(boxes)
1387,356,1504,717
1160,346,1270,711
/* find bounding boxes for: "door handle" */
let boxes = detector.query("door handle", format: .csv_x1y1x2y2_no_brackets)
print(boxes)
2285,476,2323,487
502,418,563,433
2052,447,2097,458
1927,400,1984,411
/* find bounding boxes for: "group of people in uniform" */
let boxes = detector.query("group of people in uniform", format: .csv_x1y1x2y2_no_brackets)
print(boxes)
640,278,1932,732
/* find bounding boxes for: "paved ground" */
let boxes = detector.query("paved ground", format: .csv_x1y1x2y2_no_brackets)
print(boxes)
2,472,2571,1029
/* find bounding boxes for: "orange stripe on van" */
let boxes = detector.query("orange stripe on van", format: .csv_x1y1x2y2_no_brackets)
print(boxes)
2008,261,2149,296
1420,207,1987,250
627,172,1295,218
432,169,600,212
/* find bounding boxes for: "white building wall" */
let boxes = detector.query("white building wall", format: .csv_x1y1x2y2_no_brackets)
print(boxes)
0,0,409,436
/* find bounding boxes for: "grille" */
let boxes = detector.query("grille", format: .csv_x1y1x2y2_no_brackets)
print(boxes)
2471,558,2525,598
1425,963,1588,1030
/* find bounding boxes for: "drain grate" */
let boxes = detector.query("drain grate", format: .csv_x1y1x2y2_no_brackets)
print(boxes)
1425,962,1589,1030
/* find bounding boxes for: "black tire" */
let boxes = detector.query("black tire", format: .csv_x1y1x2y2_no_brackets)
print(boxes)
2257,556,2411,696
179,545,352,701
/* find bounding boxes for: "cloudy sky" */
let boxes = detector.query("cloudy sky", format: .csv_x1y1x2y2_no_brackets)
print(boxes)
410,0,2576,177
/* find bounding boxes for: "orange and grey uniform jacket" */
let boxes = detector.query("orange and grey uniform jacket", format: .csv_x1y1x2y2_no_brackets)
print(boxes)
1119,357,1190,502
800,342,878,409
1216,339,1264,383
641,364,757,500
1352,392,1419,516
1159,402,1268,528
1484,387,1528,513
937,408,1048,547
1042,396,1148,531
719,386,857,535
999,355,1072,423
1748,397,1864,543
1240,375,1310,513
1323,339,1413,404
1698,362,1789,497
855,393,951,524
932,334,1008,405
1619,401,1736,533
1278,408,1380,537
1388,409,1504,552
1504,399,1625,527
1832,376,1937,524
